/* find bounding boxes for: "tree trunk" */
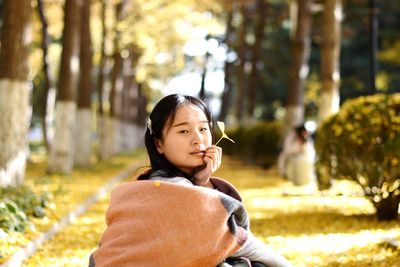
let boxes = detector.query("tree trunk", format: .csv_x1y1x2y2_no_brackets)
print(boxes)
285,0,313,135
235,2,250,124
219,1,235,123
375,195,400,221
247,0,267,121
199,51,210,101
121,47,142,151
97,0,107,117
318,0,342,123
128,83,142,150
109,54,123,118
37,0,56,151
136,83,147,127
48,0,83,174
75,0,93,167
368,0,378,95
99,115,113,161
109,51,123,156
220,62,234,123
119,55,132,152
104,1,126,158
0,0,31,187
97,0,110,161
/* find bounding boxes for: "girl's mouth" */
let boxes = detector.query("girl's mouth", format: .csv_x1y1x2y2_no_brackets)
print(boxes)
191,144,206,156
190,150,205,156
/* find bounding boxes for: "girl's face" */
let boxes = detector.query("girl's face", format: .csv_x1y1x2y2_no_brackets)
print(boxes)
155,104,212,175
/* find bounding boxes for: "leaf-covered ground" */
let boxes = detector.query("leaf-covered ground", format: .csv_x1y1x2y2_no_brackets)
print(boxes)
6,154,400,266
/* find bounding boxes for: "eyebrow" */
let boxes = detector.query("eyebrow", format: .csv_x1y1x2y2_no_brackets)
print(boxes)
172,121,209,128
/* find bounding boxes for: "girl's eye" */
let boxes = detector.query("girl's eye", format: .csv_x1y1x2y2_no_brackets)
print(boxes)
200,127,208,132
179,130,189,134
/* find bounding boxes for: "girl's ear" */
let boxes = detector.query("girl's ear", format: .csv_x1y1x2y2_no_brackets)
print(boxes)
155,139,164,154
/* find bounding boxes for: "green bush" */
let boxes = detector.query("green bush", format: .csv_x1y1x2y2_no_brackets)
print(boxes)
219,121,282,168
315,93,400,220
0,186,50,232
0,200,28,232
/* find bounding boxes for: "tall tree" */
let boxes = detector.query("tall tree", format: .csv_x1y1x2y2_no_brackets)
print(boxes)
48,0,83,174
368,0,378,95
102,0,126,159
318,0,342,122
199,48,210,101
120,47,135,152
247,0,267,121
97,0,107,117
37,0,56,151
121,45,143,151
97,0,111,161
0,0,32,187
136,82,147,128
219,0,235,123
235,1,250,124
285,0,313,134
75,0,93,166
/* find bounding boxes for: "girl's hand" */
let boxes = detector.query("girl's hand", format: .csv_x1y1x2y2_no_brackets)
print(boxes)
193,145,222,188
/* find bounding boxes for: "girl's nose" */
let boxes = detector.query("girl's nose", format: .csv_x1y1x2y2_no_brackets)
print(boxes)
192,130,203,145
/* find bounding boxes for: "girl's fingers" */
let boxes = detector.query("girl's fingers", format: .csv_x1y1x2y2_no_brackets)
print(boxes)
204,149,221,172
194,145,222,182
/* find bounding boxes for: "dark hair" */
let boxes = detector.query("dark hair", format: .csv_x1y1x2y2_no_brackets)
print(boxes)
294,124,308,143
137,94,214,181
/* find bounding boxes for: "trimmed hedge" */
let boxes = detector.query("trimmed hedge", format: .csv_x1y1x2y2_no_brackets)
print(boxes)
218,121,282,169
315,93,400,220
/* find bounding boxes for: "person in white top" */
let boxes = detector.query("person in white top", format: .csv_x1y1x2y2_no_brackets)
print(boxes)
278,124,316,186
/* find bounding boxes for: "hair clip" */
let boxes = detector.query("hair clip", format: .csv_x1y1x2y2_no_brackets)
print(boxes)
147,118,153,135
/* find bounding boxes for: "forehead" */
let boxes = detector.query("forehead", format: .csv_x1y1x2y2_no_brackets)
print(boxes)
172,104,208,123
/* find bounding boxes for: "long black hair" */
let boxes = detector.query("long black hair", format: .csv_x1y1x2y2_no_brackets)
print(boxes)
137,94,214,181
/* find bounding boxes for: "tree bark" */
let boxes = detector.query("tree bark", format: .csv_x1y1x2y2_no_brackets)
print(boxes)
219,1,235,123
235,2,250,124
97,0,107,116
37,0,56,151
75,0,93,167
136,83,147,127
318,0,342,123
48,0,83,174
199,51,210,101
368,0,378,95
97,0,109,161
119,55,132,152
247,0,267,121
375,194,400,221
285,0,313,134
0,0,31,187
102,0,126,158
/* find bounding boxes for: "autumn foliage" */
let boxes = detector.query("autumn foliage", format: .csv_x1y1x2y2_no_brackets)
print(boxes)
316,93,400,220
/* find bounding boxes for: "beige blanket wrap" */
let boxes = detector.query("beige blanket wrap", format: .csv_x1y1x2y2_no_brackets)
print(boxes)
90,179,249,267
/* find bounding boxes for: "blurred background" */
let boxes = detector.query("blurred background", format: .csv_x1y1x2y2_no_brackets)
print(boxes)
0,0,400,210
1,1,400,266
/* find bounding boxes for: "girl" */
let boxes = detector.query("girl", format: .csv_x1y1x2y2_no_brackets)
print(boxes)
278,124,316,186
89,94,291,267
